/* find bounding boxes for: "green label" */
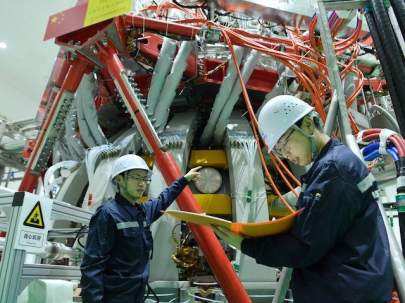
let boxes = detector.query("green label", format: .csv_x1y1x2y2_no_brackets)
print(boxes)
246,190,252,203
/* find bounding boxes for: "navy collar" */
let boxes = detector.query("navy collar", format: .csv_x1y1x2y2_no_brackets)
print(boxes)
301,138,338,183
115,193,142,209
313,138,336,163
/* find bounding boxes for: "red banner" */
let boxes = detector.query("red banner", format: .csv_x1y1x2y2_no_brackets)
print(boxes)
43,3,88,41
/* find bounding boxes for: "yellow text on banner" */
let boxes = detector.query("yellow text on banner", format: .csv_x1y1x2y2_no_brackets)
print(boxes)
84,0,132,27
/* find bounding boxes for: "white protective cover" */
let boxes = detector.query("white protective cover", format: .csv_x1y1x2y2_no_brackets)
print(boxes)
111,154,150,179
25,279,73,303
258,95,313,151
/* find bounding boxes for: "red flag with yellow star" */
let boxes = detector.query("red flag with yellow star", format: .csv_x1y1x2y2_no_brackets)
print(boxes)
43,3,88,41
44,0,132,41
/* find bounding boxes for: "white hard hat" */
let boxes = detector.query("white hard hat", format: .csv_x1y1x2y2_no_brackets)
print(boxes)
111,154,150,180
258,95,313,151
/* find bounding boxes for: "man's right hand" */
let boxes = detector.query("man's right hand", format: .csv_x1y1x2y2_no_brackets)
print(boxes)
184,166,202,182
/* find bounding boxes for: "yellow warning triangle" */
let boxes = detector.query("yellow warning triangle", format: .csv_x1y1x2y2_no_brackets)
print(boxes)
23,201,45,229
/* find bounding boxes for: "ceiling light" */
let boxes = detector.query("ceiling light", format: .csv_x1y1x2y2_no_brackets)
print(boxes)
0,42,7,49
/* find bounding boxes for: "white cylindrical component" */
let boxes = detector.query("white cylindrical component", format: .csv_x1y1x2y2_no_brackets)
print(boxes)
76,74,107,147
200,46,245,145
39,242,79,260
376,200,405,299
85,144,113,182
213,50,260,145
146,37,177,115
154,41,194,131
43,161,79,198
53,139,73,162
370,104,400,134
359,104,366,115
1,139,26,151
84,144,123,209
194,167,223,194
76,75,98,147
84,158,116,210
4,241,78,260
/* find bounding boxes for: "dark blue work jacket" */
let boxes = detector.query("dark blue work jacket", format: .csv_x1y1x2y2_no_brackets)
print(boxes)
242,139,393,303
81,177,188,303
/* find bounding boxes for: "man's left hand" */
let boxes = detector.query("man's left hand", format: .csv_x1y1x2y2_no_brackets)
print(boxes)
213,226,244,250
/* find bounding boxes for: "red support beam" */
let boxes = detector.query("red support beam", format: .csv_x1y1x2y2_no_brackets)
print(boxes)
96,42,251,303
19,58,89,192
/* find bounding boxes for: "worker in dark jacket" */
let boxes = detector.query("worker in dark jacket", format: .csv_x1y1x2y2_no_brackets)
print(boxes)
214,95,393,303
80,154,201,303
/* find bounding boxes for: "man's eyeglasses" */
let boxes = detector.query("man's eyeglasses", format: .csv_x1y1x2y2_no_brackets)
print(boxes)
126,175,151,184
273,128,295,157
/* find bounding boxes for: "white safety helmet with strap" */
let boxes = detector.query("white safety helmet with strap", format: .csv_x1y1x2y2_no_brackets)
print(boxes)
111,154,150,180
258,94,314,154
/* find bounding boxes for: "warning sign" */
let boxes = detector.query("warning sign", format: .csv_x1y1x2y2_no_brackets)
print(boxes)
18,230,44,248
14,193,52,254
23,202,45,229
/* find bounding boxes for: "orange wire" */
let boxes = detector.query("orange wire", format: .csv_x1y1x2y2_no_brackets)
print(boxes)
220,29,296,213
123,9,366,213
270,155,300,197
130,15,363,205
218,26,329,121
272,154,301,187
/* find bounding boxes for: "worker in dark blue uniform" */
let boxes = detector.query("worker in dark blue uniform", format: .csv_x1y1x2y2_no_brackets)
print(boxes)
80,154,201,303
214,95,393,302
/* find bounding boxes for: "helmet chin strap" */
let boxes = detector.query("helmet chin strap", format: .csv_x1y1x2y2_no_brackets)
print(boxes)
291,125,319,161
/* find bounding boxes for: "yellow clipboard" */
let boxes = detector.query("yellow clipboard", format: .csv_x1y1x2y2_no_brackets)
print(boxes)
164,210,299,238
